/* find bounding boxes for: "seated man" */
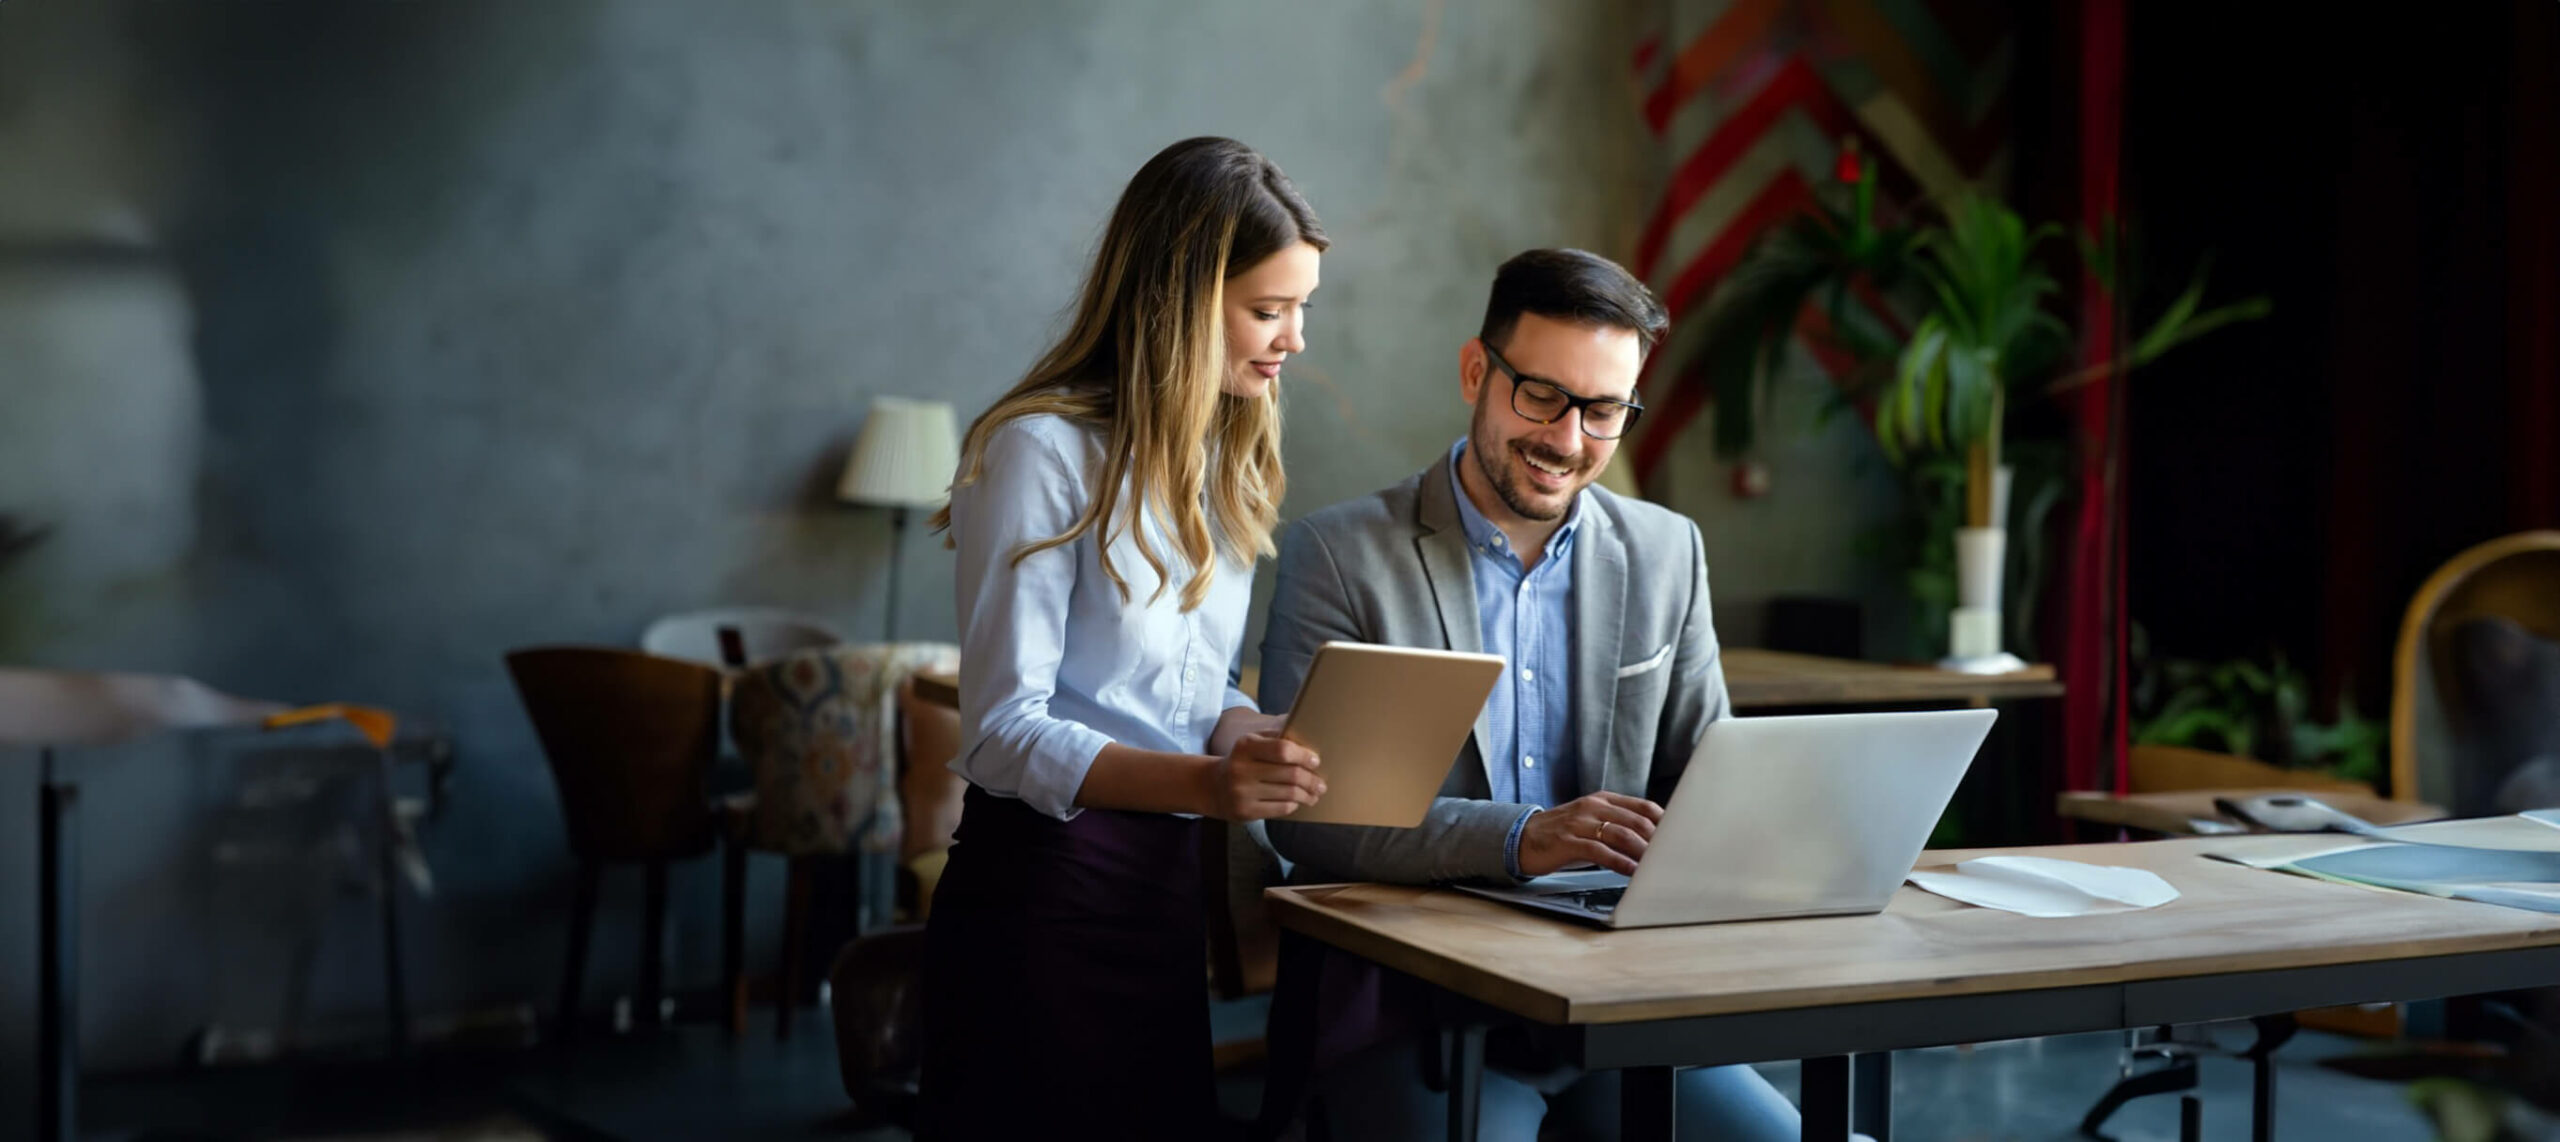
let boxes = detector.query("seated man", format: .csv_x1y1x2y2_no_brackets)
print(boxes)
1261,249,1812,1141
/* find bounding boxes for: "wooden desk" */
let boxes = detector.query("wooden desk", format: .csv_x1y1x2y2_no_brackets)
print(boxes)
1265,837,2560,1141
2056,788,2447,836
909,650,2059,715
1721,647,2060,708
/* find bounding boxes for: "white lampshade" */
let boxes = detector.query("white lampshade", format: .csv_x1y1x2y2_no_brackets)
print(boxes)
837,397,959,508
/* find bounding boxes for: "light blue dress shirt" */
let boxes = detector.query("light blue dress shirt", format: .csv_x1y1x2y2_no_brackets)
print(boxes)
1445,440,1579,876
946,414,1257,821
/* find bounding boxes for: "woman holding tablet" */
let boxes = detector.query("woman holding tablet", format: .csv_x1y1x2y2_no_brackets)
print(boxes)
917,137,1328,1140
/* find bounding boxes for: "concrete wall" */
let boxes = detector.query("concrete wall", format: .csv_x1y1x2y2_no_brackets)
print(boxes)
0,0,1902,1083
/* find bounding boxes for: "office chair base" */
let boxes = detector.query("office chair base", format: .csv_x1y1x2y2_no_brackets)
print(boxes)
2080,1015,2295,1142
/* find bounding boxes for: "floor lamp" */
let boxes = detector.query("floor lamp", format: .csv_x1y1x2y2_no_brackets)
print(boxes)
836,397,958,642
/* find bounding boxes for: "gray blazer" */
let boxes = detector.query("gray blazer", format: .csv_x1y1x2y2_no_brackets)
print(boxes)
1260,451,1730,885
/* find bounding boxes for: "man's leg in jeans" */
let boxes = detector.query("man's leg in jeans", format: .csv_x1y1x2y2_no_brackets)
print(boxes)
1545,1062,1875,1142
1308,1037,1550,1142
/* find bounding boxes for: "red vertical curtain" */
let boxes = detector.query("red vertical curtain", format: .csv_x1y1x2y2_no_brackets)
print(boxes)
2058,0,2127,795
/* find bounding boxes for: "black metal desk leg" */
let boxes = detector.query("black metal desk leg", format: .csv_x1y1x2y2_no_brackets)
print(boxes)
2253,1045,2278,1142
1852,1051,1892,1141
2246,1014,2296,1142
1621,1065,1677,1142
1446,1022,1486,1142
38,751,79,1142
1802,1055,1851,1142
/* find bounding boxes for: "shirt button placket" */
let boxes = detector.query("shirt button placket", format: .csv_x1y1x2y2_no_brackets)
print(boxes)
1177,613,1198,727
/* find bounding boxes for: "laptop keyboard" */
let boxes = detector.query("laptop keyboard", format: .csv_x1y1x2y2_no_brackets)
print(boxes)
1565,887,1625,913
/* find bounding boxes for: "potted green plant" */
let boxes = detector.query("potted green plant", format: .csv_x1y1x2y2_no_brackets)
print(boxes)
1690,146,2269,663
2127,627,2386,786
1877,193,2267,668
1692,142,1923,462
1870,195,2069,670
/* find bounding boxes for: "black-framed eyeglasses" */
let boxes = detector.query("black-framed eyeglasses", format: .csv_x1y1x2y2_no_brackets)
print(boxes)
1482,344,1645,440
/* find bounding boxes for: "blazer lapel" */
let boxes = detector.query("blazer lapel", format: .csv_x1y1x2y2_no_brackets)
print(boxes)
1574,502,1627,798
1414,455,1497,786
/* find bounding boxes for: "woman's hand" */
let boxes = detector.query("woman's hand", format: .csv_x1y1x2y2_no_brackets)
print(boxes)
1199,732,1325,822
1208,707,1287,758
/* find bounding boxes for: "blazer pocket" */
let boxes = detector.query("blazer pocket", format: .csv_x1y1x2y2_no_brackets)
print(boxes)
1615,642,1673,680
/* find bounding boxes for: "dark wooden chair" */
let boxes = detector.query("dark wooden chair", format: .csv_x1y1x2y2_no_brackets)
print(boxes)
828,924,927,1128
505,646,724,1045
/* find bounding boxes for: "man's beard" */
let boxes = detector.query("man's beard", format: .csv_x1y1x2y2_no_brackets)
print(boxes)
1469,408,1582,522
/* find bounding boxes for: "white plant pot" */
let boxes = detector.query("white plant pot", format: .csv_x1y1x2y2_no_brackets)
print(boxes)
1955,527,2006,612
1942,518,2026,674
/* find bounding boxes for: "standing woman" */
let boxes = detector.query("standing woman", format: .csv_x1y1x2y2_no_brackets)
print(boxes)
918,137,1328,1139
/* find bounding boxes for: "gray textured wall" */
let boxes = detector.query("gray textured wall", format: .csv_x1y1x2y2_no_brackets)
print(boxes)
0,0,1900,1084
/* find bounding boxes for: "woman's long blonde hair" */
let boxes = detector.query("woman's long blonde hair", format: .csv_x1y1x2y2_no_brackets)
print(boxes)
932,137,1326,612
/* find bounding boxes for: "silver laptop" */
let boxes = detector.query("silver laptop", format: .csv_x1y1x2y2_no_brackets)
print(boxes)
1455,709,1997,929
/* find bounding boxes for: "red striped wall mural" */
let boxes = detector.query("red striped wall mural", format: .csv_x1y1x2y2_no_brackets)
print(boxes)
1628,0,2015,487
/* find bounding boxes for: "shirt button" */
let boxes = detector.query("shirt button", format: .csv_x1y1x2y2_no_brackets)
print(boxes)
1523,755,1537,769
1521,668,1535,681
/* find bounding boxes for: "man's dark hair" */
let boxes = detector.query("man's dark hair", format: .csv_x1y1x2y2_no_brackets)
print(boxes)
1477,248,1669,356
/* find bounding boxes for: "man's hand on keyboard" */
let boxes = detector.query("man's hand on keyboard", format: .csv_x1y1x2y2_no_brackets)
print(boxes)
1518,791,1664,877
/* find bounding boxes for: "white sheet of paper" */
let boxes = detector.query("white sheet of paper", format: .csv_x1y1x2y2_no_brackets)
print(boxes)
1907,855,2180,918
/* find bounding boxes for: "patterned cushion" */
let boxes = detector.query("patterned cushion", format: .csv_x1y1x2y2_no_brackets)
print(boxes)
730,642,960,856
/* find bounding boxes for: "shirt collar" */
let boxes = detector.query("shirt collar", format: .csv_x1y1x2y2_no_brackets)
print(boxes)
1446,438,1580,562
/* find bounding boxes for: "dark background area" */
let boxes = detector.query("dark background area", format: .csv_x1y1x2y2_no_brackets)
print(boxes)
2120,1,2560,726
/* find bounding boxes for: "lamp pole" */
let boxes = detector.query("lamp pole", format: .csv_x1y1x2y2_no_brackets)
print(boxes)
883,506,908,643
837,396,956,646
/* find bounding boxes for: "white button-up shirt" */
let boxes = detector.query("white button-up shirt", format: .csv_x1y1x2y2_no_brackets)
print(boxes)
946,413,1257,820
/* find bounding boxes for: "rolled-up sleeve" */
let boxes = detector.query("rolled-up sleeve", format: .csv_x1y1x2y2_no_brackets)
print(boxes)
949,421,1114,820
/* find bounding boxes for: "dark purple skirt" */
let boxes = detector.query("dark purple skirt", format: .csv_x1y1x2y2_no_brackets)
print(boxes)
916,785,1212,1140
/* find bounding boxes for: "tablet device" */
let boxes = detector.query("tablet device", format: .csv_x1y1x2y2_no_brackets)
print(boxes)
1278,641,1505,828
